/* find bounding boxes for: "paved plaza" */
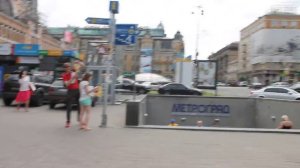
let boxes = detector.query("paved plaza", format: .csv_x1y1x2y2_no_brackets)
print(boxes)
0,102,300,168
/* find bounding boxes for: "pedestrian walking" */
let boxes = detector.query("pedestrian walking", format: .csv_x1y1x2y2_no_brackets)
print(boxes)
79,73,98,130
62,62,83,128
15,70,32,112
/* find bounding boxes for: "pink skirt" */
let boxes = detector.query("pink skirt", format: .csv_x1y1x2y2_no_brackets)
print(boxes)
15,90,31,103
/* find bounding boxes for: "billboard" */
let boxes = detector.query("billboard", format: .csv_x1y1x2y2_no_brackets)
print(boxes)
140,48,153,73
250,29,300,64
14,44,39,56
0,44,12,55
194,60,217,89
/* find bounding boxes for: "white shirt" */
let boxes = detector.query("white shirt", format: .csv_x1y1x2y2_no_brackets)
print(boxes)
79,81,93,100
19,76,30,91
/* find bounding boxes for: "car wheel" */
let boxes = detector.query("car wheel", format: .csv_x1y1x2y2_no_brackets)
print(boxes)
138,89,146,94
32,93,44,107
3,98,13,106
49,102,56,109
258,96,264,98
165,91,171,95
196,92,203,96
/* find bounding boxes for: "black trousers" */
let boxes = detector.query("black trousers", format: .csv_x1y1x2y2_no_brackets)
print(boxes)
66,89,80,123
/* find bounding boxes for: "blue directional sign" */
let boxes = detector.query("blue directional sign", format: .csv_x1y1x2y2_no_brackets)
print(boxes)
85,17,111,25
115,24,138,45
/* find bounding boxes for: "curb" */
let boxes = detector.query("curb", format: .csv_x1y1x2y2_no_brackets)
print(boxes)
126,125,300,134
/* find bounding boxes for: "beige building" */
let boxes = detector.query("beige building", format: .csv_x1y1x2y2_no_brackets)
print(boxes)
208,42,239,83
238,12,300,84
0,0,61,49
47,23,185,79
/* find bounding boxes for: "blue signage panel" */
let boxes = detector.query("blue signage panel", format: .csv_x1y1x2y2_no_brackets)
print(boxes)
115,24,137,45
63,50,76,57
85,17,111,25
14,44,39,56
0,66,3,92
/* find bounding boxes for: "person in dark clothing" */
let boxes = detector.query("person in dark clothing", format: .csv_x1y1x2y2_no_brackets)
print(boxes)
62,62,82,128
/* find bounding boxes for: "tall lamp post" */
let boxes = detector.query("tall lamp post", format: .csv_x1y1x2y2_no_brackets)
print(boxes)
193,6,204,86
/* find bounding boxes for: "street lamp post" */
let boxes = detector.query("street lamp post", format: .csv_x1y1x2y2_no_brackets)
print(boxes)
193,6,204,87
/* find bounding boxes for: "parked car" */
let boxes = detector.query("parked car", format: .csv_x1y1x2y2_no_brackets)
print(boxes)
249,82,264,89
136,81,170,91
217,82,227,86
238,81,248,87
289,83,300,93
249,86,300,100
2,72,53,106
158,83,203,95
270,81,290,87
115,78,151,94
48,79,97,109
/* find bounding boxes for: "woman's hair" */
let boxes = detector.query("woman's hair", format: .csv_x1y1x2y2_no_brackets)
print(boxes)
281,115,289,121
19,70,25,79
82,72,92,81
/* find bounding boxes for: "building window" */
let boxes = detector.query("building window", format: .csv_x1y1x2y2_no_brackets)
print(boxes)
161,40,172,49
281,21,288,28
290,21,298,28
271,20,280,27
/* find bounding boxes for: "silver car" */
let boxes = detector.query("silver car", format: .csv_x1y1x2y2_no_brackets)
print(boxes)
250,86,300,100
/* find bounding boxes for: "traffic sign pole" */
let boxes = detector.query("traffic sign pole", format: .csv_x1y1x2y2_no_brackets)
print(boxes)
100,2,117,128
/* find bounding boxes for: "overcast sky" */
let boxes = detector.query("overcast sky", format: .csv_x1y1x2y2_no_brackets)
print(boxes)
38,0,299,59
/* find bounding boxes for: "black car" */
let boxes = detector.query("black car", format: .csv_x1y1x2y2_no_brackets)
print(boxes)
115,78,151,94
2,73,53,106
48,79,97,109
158,83,203,95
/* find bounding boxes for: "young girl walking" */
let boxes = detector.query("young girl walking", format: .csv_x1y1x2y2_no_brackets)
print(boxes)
15,70,31,112
79,73,98,130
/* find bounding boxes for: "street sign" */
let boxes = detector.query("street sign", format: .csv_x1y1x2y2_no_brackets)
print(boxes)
109,1,119,14
115,24,138,45
85,17,111,25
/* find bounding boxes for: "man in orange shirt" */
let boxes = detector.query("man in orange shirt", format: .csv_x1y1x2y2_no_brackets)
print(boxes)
62,63,80,128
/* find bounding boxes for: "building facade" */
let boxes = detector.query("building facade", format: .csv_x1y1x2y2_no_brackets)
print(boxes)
47,23,185,79
0,0,61,49
208,42,239,83
238,12,300,85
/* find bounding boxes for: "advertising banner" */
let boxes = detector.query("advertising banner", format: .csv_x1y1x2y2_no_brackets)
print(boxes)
140,48,153,73
194,60,217,89
16,57,40,64
48,50,63,56
0,44,12,55
14,44,39,56
250,29,300,64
